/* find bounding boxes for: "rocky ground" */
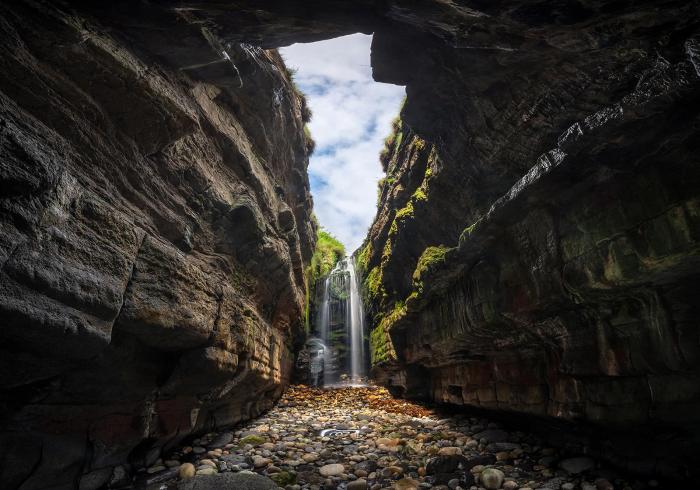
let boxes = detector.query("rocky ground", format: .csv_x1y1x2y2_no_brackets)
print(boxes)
139,386,665,490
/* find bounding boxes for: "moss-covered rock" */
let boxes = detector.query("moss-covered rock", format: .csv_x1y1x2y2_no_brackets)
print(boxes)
238,435,267,447
269,471,297,486
370,301,406,366
412,245,450,289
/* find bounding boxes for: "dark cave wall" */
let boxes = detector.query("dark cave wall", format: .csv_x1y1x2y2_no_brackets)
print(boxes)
0,2,315,488
357,0,700,479
0,0,699,487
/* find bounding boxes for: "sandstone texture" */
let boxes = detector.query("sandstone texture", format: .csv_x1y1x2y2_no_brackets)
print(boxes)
352,0,700,480
1,0,699,487
0,1,314,488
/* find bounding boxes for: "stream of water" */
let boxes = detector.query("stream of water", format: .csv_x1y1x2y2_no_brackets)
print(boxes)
314,256,368,387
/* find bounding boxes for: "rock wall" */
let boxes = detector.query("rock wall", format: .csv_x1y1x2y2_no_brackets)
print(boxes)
357,0,700,480
0,2,314,488
2,0,700,486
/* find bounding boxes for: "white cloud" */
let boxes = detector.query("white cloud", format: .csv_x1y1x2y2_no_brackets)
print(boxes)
280,34,405,253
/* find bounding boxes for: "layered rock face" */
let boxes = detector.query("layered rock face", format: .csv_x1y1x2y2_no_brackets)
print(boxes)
357,0,700,480
1,0,700,487
0,2,314,487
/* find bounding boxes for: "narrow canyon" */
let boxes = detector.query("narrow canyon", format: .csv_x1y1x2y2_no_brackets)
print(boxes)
0,1,698,489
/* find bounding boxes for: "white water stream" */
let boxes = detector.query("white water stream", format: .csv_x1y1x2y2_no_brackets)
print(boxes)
315,256,367,386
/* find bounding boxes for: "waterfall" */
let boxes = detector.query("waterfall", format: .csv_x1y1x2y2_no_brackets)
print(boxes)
347,258,366,382
316,275,331,386
314,256,367,387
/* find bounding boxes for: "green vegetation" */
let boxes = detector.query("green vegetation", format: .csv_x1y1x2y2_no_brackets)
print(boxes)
370,301,406,365
239,435,267,446
270,472,297,486
412,187,427,202
395,201,415,222
309,229,345,283
365,266,384,300
459,219,481,244
304,229,345,331
382,236,393,262
370,324,395,365
411,135,426,152
356,242,372,272
376,176,399,205
388,200,416,239
384,300,407,329
358,243,388,306
413,245,450,288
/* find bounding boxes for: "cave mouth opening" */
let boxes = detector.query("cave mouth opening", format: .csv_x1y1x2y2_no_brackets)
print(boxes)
280,34,405,387
279,33,406,254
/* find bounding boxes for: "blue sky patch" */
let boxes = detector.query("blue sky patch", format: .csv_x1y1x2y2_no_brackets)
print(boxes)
281,34,405,251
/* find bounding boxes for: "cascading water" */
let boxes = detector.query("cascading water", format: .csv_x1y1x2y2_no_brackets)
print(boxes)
347,258,366,382
313,256,368,387
312,275,331,387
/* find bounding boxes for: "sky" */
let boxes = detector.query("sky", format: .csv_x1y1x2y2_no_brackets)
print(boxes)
280,34,405,253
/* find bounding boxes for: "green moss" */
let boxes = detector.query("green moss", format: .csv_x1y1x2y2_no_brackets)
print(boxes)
395,201,415,221
388,200,416,240
376,179,385,205
239,435,266,446
370,324,395,365
270,472,297,486
365,266,384,300
370,301,406,365
382,236,393,261
357,242,372,272
393,130,404,152
413,245,450,287
308,229,345,287
459,220,480,243
412,187,427,202
388,219,398,237
412,135,426,151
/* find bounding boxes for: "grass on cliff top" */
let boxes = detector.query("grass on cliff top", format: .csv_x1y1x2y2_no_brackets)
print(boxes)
309,229,345,284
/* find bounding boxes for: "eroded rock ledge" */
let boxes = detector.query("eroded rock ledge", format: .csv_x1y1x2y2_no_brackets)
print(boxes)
1,0,699,487
0,2,315,487
356,0,700,480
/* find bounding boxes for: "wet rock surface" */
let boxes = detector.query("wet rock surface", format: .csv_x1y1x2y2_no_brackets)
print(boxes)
148,386,660,490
